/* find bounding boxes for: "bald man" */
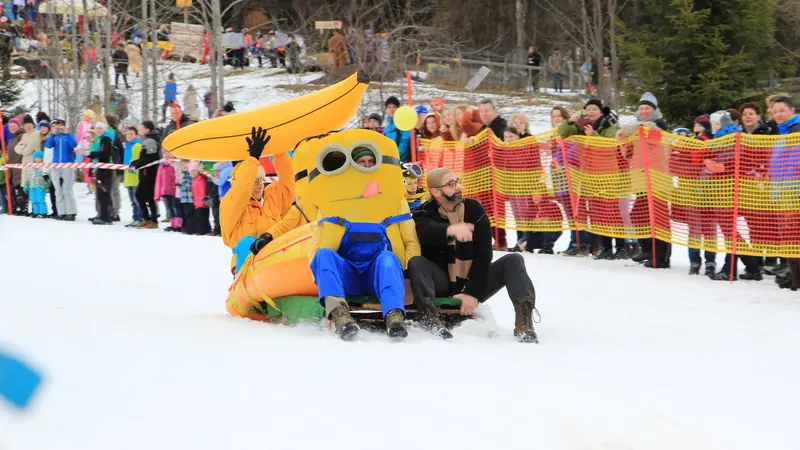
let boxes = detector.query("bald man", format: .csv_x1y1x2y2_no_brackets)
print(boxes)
408,167,539,343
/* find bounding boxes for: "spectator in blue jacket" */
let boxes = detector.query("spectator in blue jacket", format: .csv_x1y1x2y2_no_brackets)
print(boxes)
162,73,178,120
44,119,78,221
213,161,233,198
382,96,411,162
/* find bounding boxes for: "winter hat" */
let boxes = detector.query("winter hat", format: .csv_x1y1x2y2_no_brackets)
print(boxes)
37,121,50,131
188,160,203,173
367,113,382,124
672,128,691,135
430,98,445,109
385,96,401,108
11,106,27,116
92,121,108,132
22,115,34,125
709,110,733,127
584,99,603,110
694,115,712,136
414,105,429,115
352,147,374,161
8,118,20,127
32,150,43,161
638,92,658,109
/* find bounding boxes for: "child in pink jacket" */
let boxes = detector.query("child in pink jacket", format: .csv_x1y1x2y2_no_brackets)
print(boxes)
189,161,211,235
155,158,182,231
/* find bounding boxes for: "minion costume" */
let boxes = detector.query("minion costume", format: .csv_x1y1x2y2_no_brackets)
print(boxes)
296,129,420,338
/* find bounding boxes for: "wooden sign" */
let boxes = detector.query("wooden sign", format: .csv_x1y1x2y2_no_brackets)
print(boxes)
315,21,342,30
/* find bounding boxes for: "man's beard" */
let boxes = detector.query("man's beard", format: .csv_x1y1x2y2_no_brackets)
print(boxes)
443,191,463,203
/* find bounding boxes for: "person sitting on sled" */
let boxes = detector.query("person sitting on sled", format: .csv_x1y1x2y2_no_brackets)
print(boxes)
409,167,539,343
220,127,295,274
403,162,426,212
299,130,420,340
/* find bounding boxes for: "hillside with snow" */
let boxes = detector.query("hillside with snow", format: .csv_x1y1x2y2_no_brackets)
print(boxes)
2,64,799,450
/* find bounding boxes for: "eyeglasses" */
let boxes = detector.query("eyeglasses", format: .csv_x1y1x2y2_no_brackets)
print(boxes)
433,177,461,189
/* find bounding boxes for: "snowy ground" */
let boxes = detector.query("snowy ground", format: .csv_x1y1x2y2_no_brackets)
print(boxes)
1,184,800,450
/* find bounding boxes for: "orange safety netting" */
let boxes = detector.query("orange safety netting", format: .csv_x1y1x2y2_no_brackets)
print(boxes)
418,127,800,257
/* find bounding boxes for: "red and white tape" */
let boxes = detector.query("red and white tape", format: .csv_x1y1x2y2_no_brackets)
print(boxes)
0,162,132,170
0,160,280,183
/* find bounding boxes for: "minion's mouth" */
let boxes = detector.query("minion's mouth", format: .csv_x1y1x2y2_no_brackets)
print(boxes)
331,192,382,202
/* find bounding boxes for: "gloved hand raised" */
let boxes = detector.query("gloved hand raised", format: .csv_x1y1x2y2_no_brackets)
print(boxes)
246,126,271,160
250,232,274,256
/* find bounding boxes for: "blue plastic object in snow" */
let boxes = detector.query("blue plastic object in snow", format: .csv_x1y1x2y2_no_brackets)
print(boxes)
0,351,43,410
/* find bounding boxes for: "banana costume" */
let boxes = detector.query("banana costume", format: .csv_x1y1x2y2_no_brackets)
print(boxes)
161,71,370,162
296,129,420,317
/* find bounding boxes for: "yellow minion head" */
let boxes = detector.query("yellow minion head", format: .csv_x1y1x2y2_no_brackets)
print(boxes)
295,129,405,223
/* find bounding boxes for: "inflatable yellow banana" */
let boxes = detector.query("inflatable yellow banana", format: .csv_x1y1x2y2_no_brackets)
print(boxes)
162,70,370,161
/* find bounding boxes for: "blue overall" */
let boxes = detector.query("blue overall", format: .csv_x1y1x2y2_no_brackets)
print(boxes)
310,214,410,317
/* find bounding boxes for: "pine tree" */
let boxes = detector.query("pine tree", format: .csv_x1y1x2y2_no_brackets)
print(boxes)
618,0,778,125
0,35,20,108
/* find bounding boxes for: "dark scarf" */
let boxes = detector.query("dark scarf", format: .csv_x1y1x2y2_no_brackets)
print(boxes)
437,201,473,284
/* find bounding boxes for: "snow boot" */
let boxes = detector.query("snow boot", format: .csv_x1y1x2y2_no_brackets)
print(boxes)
704,262,716,277
385,309,408,339
710,271,734,281
613,246,628,260
642,259,670,269
594,248,615,260
538,246,554,255
561,246,579,256
328,302,359,340
627,242,642,261
739,272,763,281
689,262,701,275
632,251,651,264
513,297,538,343
415,297,453,340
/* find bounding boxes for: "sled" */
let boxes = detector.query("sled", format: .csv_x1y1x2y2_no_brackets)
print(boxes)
259,295,470,329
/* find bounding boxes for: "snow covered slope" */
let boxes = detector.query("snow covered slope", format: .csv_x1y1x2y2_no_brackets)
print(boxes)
21,61,580,133
1,186,799,450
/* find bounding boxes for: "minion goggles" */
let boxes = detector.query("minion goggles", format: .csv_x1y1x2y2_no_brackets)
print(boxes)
294,142,404,183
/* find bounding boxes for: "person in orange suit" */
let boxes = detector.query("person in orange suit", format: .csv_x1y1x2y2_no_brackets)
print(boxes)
327,30,347,69
220,127,295,274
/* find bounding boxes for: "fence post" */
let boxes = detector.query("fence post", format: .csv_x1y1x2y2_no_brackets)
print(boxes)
486,130,501,247
172,101,181,129
558,137,581,251
638,126,658,267
730,132,742,282
0,107,11,215
406,71,417,163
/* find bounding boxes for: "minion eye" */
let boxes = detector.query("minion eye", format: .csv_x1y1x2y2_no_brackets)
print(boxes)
316,145,349,177
350,143,382,173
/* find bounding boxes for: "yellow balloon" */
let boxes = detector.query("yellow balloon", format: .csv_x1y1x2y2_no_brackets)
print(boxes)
394,105,418,131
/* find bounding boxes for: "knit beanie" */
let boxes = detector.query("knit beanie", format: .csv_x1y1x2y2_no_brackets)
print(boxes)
694,115,712,136
584,99,603,110
22,115,34,125
430,98,445,109
368,113,382,124
709,110,733,127
639,92,658,109
414,105,429,115
352,148,374,161
385,96,400,108
8,118,21,127
32,150,43,161
37,121,50,131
